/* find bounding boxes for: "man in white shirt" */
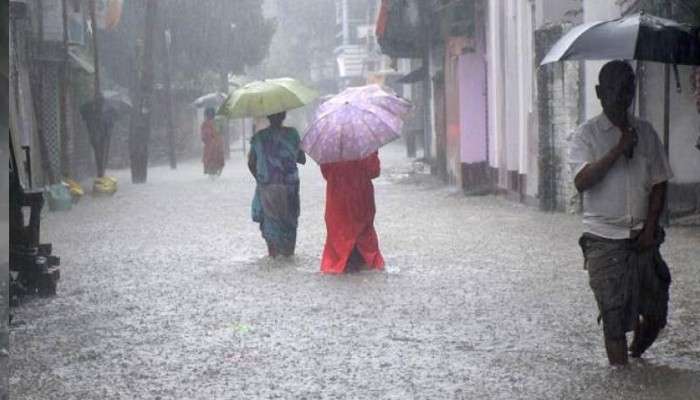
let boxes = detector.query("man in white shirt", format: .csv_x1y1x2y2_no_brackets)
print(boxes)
569,60,673,366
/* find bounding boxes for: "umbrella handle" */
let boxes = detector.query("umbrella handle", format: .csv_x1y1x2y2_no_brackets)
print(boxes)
673,64,681,93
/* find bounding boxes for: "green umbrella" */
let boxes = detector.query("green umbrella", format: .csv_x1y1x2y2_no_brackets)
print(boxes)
217,78,318,118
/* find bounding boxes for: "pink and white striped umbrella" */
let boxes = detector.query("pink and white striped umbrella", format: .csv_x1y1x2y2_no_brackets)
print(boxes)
302,85,412,164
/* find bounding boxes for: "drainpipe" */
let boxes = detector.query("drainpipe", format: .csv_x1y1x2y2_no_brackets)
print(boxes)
419,1,432,161
662,2,672,224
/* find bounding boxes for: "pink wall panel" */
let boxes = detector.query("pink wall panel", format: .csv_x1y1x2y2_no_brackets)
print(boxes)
458,53,488,164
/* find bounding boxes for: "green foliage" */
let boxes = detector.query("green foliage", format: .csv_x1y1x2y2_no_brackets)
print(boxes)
255,0,336,82
100,0,276,92
166,0,276,78
637,0,700,24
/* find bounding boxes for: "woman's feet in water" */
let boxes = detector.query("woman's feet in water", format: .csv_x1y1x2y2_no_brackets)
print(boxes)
345,248,366,273
205,168,223,179
266,242,278,258
266,242,295,259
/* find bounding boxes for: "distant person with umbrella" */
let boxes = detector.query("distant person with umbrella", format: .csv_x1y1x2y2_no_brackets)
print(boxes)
248,111,306,258
80,93,127,195
201,107,225,177
80,96,118,179
569,61,673,365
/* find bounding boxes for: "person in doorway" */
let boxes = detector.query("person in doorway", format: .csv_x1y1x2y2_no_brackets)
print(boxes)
248,111,306,258
320,151,385,274
201,107,225,177
568,60,674,366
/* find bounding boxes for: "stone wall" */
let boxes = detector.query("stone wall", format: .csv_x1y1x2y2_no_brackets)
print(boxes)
535,23,582,213
668,182,700,219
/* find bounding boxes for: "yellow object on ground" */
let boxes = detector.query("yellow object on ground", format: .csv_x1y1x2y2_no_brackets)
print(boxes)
64,178,85,200
93,176,118,195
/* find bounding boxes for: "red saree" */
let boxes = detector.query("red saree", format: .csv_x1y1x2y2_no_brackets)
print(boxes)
320,152,385,274
201,119,225,175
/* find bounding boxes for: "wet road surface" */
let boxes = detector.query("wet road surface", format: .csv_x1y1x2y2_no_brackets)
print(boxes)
10,143,700,399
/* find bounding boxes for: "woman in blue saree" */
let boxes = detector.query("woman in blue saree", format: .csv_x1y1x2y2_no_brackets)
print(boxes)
248,112,306,258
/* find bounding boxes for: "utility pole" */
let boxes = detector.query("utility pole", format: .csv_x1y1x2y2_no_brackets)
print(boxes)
130,0,158,183
89,0,104,177
89,0,101,116
33,1,57,185
418,1,432,162
220,71,230,160
162,26,177,169
60,0,70,179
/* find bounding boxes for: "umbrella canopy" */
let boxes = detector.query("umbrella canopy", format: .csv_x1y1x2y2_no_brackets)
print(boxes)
193,92,226,109
541,13,700,66
316,84,412,118
218,78,318,119
101,90,132,111
302,85,412,164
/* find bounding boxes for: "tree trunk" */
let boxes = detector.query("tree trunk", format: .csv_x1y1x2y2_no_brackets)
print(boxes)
130,0,158,183
162,27,177,169
418,1,432,162
220,71,230,160
33,2,57,185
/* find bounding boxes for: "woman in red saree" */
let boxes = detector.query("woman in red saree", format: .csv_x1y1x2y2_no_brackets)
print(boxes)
320,151,385,274
201,107,225,176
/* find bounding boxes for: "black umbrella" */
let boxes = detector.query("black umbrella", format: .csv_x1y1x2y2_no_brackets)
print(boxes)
541,12,700,160
541,13,700,66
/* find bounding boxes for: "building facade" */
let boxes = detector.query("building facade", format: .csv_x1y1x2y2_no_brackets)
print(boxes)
335,0,371,88
377,0,700,218
9,0,99,188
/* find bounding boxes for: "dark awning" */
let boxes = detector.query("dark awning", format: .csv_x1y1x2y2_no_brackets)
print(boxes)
397,66,426,84
68,48,95,74
376,0,424,59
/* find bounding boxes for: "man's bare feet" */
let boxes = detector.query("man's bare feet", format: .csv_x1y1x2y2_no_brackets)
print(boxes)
605,338,629,366
630,318,662,358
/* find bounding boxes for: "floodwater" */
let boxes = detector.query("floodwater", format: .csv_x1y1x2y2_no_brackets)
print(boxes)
9,143,700,399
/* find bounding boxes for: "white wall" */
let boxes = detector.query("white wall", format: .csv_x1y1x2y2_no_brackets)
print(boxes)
581,1,699,184
487,0,538,194
486,0,499,169
582,0,622,119
643,64,700,183
504,0,519,173
535,0,583,27
428,47,438,159
520,0,539,197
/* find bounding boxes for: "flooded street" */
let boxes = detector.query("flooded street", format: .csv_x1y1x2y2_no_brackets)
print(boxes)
8,143,699,399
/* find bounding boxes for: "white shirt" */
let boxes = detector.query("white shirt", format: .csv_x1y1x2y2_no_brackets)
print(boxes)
568,113,673,239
